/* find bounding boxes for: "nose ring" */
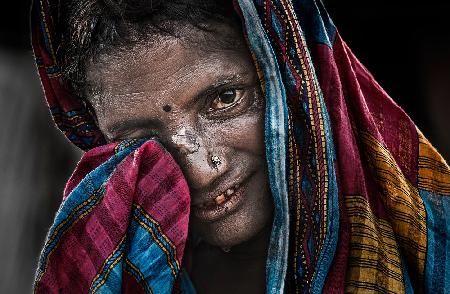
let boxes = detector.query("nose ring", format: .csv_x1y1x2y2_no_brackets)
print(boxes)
211,155,222,168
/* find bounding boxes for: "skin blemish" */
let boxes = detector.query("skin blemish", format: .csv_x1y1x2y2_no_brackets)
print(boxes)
88,24,273,253
86,19,273,294
171,127,200,154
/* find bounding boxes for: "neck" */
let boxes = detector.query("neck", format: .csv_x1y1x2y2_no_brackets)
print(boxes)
220,222,272,258
188,224,272,294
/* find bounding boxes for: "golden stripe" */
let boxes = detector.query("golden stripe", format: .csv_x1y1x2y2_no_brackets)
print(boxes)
124,258,153,294
91,252,124,293
278,0,330,247
360,132,427,286
133,205,180,269
90,235,126,292
345,195,405,294
35,184,108,285
132,213,178,278
346,280,399,294
417,129,450,195
288,111,301,293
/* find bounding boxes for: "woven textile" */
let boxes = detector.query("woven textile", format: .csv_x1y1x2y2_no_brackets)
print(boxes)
33,139,191,293
31,0,450,293
234,1,450,293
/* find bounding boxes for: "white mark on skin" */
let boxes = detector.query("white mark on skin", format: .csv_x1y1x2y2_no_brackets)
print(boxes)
171,127,200,154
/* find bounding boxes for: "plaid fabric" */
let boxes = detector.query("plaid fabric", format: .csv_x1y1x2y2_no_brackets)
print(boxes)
31,0,450,293
34,139,191,293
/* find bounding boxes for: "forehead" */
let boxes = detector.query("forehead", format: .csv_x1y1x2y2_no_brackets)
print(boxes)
87,24,249,90
86,23,253,111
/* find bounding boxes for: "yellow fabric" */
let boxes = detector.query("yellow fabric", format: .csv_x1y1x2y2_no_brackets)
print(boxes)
418,130,450,196
360,132,427,286
344,195,405,294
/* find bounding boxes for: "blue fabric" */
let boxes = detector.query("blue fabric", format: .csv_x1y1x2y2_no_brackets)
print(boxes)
126,217,175,293
94,257,124,293
292,0,336,47
237,0,291,293
309,103,339,294
420,189,450,294
91,240,126,293
35,139,147,284
237,1,341,293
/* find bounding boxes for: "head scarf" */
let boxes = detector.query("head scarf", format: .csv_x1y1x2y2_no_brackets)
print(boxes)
31,0,450,293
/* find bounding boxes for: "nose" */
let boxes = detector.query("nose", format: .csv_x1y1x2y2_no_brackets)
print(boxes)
167,127,227,190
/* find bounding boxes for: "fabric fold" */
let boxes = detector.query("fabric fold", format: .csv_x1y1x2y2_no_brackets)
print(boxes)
34,139,190,293
31,0,450,293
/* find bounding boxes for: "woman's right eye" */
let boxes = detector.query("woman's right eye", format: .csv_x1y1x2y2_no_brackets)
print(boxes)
112,129,159,141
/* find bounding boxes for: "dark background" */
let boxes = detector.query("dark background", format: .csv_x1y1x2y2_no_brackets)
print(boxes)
0,1,448,292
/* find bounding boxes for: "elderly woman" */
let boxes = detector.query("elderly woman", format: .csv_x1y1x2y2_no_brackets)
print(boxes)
31,0,449,293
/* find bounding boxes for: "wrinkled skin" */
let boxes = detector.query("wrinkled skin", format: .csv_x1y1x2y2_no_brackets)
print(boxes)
86,22,273,293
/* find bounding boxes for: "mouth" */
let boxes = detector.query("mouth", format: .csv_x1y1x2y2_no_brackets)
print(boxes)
191,177,250,223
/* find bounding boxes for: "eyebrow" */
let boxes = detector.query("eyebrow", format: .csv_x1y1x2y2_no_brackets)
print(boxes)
106,72,254,138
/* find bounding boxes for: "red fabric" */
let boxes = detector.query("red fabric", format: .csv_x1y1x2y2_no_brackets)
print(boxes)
35,140,190,293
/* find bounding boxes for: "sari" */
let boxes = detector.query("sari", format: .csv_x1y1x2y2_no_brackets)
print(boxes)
31,0,450,293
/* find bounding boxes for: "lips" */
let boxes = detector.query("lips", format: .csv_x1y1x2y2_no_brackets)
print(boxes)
197,184,240,207
191,178,249,222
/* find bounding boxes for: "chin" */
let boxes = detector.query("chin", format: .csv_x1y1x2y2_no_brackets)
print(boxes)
191,186,273,248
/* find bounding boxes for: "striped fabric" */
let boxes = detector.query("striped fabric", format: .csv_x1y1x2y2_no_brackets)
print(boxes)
31,0,449,293
33,139,190,293
235,0,450,293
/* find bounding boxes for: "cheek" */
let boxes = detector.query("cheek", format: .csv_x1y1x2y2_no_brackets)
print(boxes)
201,106,265,155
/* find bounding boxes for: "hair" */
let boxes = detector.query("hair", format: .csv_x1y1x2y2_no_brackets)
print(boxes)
57,0,239,97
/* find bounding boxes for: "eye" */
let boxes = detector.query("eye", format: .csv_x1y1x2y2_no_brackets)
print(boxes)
109,128,160,142
210,89,243,110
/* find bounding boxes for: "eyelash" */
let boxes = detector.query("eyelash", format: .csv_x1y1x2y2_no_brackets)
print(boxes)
110,84,259,141
205,86,254,118
111,129,159,142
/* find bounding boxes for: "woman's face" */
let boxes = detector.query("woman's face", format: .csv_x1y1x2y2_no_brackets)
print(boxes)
87,23,273,248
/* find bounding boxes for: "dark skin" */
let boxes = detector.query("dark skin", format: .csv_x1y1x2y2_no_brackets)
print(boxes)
86,22,273,293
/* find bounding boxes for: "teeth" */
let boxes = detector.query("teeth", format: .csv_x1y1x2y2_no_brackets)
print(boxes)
215,194,226,205
211,184,239,206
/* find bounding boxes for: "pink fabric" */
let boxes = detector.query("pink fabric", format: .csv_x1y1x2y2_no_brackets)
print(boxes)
35,140,190,293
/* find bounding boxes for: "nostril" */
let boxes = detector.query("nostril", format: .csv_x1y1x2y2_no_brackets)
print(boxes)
181,151,227,190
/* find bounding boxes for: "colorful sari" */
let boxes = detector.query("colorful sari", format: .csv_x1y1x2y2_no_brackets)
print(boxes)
31,0,450,293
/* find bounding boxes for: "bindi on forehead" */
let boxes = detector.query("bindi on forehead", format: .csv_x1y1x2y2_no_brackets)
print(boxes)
163,104,172,112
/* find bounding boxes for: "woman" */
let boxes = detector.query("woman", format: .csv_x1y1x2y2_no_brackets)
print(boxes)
31,0,450,293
